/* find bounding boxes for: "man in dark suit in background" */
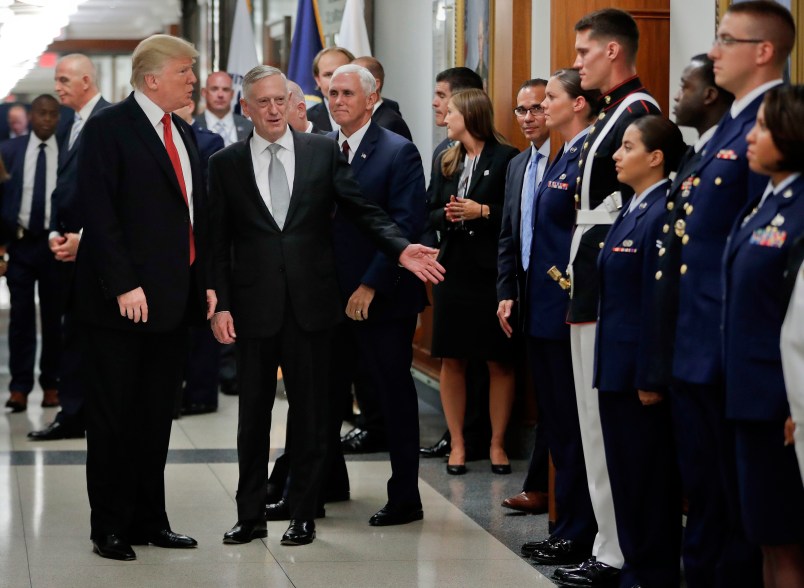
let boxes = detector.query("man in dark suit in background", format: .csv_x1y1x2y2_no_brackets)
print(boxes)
195,71,253,145
6,104,29,140
328,64,426,525
27,54,111,438
306,47,354,132
1,95,62,414
352,56,412,141
75,34,215,561
210,65,443,547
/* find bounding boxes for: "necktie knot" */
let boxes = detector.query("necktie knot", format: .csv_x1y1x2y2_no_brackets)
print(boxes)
39,143,46,151
268,143,281,156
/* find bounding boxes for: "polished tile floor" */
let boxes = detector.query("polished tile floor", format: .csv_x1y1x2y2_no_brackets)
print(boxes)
0,340,559,587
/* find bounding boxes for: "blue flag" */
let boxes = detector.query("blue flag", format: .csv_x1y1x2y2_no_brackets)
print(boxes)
287,0,324,103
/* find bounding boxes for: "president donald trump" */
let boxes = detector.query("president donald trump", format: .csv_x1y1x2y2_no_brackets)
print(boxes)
209,66,443,546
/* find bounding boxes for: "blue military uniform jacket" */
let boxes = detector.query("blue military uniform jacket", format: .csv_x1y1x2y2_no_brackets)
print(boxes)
594,180,669,392
650,92,771,387
723,174,804,421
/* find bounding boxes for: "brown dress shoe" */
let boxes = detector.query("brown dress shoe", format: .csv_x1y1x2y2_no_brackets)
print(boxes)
5,392,27,413
41,389,59,408
501,491,548,514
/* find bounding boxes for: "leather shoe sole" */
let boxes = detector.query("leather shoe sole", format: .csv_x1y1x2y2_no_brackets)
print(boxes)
92,535,136,561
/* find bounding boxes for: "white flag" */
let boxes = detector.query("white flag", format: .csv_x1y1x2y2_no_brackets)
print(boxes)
337,0,371,57
226,0,260,111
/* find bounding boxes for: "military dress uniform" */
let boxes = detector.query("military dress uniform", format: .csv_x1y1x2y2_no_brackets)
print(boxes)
645,82,782,587
595,179,682,588
723,174,804,546
564,76,659,573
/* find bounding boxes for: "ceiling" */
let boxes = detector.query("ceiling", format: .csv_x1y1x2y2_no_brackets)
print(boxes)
4,0,180,98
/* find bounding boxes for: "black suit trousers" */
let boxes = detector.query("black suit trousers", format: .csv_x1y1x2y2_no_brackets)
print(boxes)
83,322,187,539
235,310,333,521
6,233,64,394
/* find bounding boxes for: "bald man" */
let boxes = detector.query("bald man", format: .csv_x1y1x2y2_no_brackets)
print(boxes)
286,80,317,134
195,71,253,146
26,54,110,440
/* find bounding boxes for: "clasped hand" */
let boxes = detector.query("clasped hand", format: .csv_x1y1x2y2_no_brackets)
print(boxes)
445,195,481,222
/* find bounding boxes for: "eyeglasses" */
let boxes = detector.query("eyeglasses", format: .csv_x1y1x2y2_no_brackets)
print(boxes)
712,35,765,47
513,105,545,118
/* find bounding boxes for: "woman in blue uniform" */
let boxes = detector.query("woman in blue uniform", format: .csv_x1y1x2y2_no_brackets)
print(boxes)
428,89,518,474
595,115,686,587
723,84,804,587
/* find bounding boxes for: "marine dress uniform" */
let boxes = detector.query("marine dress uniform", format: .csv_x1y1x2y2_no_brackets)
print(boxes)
595,179,681,588
647,82,780,588
723,174,804,546
563,76,659,573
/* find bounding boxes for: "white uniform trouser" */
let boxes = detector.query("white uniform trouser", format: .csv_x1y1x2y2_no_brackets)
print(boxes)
570,323,624,568
781,268,804,486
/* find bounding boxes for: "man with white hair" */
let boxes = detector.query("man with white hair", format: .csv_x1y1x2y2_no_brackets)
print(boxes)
210,65,442,546
28,53,110,441
286,80,317,133
74,34,215,561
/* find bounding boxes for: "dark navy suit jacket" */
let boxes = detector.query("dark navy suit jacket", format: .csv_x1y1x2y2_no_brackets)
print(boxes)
650,93,770,387
594,180,669,392
50,97,111,235
371,102,412,141
723,175,804,421
0,134,36,243
328,122,427,320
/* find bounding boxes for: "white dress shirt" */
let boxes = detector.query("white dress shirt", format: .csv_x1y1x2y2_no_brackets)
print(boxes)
19,133,58,229
250,125,295,216
134,90,194,224
337,119,371,164
204,110,238,146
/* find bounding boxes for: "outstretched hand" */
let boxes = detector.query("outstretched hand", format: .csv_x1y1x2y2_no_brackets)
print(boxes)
399,244,445,284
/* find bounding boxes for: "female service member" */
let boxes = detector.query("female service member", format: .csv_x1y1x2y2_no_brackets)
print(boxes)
596,115,685,587
723,85,804,587
429,89,518,475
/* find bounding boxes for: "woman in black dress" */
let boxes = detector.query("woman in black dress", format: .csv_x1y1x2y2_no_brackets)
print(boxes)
429,89,519,474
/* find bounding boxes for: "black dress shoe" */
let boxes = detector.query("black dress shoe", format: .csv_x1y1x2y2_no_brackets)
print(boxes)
491,463,512,475
340,426,363,442
220,379,238,396
181,403,218,416
28,418,85,441
92,534,136,561
419,431,450,458
341,429,388,454
130,529,197,548
446,463,467,475
264,499,325,521
529,537,592,565
368,503,423,526
553,558,620,587
223,520,267,544
521,536,553,557
280,519,315,545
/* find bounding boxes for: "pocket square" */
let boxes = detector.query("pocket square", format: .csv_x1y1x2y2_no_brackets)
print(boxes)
483,169,490,176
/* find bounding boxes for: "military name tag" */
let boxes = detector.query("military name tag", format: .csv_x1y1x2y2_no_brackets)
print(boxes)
750,226,787,248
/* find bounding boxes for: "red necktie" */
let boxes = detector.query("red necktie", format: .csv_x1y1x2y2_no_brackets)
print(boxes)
342,139,350,163
162,113,195,265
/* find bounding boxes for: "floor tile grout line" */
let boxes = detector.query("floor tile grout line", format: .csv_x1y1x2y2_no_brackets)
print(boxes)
12,465,35,588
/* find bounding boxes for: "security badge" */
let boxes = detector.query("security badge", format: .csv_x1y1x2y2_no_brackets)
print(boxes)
612,239,637,253
716,149,739,160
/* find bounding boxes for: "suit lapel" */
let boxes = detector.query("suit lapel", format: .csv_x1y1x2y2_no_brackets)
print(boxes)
730,176,802,258
284,129,310,228
466,141,494,198
233,135,280,229
350,122,379,177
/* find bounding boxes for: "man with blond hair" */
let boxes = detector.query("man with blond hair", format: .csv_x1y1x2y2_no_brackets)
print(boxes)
74,34,215,561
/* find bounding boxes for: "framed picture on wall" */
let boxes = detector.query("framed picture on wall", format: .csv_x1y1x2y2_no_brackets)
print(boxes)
456,0,493,94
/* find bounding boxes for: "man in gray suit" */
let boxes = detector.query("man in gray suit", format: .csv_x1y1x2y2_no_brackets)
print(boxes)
195,71,253,146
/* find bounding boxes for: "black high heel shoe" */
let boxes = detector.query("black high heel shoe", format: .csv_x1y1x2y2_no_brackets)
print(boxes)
446,463,467,475
491,463,511,475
